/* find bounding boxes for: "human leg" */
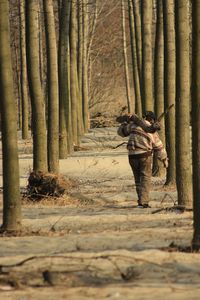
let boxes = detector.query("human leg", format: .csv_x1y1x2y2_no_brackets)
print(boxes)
128,156,141,202
139,156,152,205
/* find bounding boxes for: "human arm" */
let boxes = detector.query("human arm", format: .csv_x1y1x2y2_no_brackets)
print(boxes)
116,114,161,133
152,132,168,168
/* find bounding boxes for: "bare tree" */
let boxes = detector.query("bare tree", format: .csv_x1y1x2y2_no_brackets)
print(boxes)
163,0,176,185
82,0,90,131
43,0,59,173
58,0,72,157
121,0,133,113
0,0,21,231
152,0,165,177
133,0,142,82
70,0,81,145
141,0,153,111
192,0,200,250
128,0,142,115
175,0,192,208
19,0,29,140
26,0,48,172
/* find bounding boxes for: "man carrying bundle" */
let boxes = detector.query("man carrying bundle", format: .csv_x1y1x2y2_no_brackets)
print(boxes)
117,111,168,208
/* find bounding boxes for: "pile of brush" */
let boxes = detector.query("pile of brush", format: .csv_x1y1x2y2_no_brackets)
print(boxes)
25,171,70,200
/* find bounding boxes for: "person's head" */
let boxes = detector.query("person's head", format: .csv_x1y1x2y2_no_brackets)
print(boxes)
143,111,156,124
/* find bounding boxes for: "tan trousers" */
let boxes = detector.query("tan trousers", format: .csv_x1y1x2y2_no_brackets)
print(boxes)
128,155,152,204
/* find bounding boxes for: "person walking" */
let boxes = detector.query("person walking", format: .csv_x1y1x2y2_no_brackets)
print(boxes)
117,111,168,208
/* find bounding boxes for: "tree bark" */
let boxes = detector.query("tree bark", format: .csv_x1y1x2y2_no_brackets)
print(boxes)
175,0,192,208
141,0,153,111
133,0,142,83
58,0,72,157
121,0,133,114
192,0,200,250
0,0,21,231
43,0,59,173
26,0,48,172
154,0,165,142
70,0,82,145
82,0,90,132
19,0,29,140
152,0,165,177
128,0,142,116
163,0,176,185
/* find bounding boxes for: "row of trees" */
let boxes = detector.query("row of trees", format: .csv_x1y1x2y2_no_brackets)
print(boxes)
0,0,94,231
123,0,199,248
0,0,200,249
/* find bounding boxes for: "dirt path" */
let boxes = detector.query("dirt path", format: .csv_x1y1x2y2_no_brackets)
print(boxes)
0,128,198,300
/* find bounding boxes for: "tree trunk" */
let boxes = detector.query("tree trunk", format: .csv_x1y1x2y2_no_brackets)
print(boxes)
19,0,29,140
121,0,133,114
26,0,48,172
141,0,153,111
78,0,83,107
175,0,192,208
133,0,142,83
152,0,165,177
82,0,90,132
0,0,21,231
43,0,59,173
163,0,176,185
128,0,142,116
154,0,165,142
192,0,200,250
87,0,98,101
70,0,82,145
58,0,72,157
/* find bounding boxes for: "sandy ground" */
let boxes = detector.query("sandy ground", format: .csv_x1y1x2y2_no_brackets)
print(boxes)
0,127,199,300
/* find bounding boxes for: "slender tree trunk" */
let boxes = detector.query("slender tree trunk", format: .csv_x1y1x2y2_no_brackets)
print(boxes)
26,0,48,172
19,0,29,140
192,0,200,250
43,0,59,173
67,43,73,154
128,0,142,116
38,2,45,93
133,0,142,83
152,0,165,177
163,0,176,185
141,0,153,111
154,0,165,142
87,0,98,100
78,0,83,102
82,0,90,132
70,0,82,145
121,0,133,114
13,37,22,130
58,0,72,157
0,0,21,231
175,0,192,208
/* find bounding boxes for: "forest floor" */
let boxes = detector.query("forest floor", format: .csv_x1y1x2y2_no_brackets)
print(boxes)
0,127,199,300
